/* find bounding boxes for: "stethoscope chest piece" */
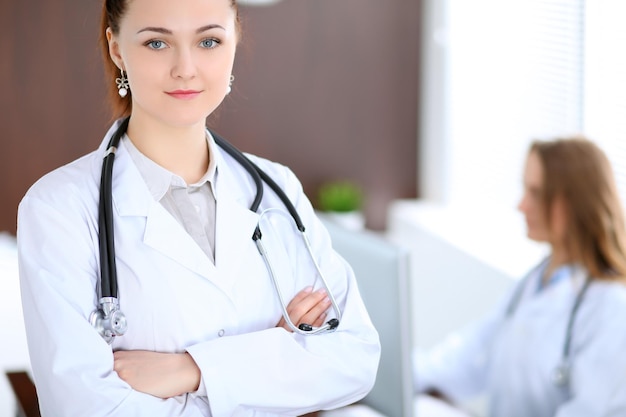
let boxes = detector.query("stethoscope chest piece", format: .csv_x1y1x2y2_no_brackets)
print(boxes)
552,362,571,387
89,297,127,344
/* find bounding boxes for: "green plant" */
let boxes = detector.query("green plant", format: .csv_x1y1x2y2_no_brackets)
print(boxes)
316,181,364,213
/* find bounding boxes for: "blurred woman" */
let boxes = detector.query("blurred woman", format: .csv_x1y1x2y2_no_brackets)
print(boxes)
414,137,626,417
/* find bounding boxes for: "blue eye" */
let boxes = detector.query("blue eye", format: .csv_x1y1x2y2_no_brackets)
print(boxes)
200,38,219,49
146,40,166,50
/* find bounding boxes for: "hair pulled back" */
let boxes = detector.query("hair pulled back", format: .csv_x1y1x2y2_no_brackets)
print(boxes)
99,0,240,119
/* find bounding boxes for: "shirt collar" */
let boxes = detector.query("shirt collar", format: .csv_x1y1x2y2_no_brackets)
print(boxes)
123,131,219,202
537,259,587,292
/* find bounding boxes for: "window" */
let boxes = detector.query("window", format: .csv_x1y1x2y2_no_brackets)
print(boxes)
421,0,626,211
584,0,626,207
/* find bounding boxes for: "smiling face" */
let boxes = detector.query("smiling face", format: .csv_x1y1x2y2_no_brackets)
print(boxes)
106,0,238,128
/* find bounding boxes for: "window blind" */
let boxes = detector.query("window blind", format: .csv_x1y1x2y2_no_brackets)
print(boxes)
444,0,585,210
583,0,626,210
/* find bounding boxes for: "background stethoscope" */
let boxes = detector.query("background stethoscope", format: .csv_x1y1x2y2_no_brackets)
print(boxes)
504,257,591,388
90,117,342,343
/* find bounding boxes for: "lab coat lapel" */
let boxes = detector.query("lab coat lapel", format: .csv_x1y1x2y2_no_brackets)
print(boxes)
520,265,587,315
214,196,260,271
213,149,261,280
109,138,217,282
143,203,216,279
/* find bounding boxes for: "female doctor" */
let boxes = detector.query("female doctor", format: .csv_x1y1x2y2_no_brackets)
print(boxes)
16,0,380,415
413,138,626,417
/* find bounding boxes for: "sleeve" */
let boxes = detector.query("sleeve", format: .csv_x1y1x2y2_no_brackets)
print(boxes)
554,287,626,417
185,163,381,416
18,194,210,417
412,287,515,404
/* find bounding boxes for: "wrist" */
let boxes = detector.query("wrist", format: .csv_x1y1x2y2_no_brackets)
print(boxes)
177,352,201,394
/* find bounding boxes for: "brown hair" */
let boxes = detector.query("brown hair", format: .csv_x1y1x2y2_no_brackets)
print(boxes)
99,0,240,119
530,137,626,280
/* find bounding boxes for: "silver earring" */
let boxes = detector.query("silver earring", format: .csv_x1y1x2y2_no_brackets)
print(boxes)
116,69,129,98
226,74,234,95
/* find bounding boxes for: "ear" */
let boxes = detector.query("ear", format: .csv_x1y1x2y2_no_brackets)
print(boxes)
106,27,124,70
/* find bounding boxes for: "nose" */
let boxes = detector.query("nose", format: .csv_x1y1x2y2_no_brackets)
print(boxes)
171,48,197,80
517,193,527,213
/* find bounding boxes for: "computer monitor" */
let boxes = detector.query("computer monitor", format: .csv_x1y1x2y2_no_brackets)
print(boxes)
321,218,414,417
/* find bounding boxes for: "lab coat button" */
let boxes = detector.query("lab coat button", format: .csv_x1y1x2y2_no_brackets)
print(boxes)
218,329,225,337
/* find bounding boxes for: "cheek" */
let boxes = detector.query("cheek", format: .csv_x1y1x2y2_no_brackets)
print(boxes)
124,61,158,94
525,206,551,239
549,214,567,242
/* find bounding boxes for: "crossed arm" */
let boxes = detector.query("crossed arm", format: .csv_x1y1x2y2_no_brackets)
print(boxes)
113,287,331,398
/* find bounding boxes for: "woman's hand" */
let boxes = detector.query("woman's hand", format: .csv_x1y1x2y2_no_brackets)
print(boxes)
113,350,201,398
276,286,332,332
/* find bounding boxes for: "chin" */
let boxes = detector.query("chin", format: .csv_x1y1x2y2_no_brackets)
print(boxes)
527,231,548,243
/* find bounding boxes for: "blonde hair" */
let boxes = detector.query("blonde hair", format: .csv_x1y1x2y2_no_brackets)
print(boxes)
530,137,626,280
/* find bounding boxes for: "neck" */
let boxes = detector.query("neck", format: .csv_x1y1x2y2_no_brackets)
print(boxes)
545,244,570,282
126,113,209,184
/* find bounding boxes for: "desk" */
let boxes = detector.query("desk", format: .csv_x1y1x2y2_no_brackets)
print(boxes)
5,371,40,417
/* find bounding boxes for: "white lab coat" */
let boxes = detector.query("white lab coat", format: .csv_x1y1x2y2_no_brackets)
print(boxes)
17,120,380,417
413,263,626,417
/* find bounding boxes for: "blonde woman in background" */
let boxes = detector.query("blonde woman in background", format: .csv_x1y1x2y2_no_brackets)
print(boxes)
414,138,626,417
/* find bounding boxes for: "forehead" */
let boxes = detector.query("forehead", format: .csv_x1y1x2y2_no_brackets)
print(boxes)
524,151,544,186
121,0,236,32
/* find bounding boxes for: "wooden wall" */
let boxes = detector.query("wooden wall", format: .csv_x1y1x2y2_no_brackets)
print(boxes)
0,0,420,233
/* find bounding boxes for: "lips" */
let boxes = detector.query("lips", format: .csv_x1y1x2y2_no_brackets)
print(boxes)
166,90,202,100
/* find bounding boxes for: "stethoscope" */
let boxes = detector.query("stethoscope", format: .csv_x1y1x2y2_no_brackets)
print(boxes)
505,257,592,388
89,117,342,343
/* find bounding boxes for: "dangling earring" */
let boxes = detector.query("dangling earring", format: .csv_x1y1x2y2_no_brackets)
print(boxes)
116,69,130,98
226,75,235,95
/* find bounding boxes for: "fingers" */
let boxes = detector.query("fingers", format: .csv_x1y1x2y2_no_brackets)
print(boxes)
297,292,331,328
286,287,330,321
276,286,332,332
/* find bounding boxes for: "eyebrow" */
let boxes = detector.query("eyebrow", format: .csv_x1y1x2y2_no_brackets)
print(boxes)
137,24,225,35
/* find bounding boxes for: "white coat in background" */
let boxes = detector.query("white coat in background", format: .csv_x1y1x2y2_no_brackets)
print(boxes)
18,120,381,417
413,264,626,417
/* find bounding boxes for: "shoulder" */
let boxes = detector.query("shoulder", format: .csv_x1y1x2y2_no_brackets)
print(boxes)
584,279,626,327
21,120,120,209
244,153,297,181
592,279,626,304
20,150,100,216
242,152,303,194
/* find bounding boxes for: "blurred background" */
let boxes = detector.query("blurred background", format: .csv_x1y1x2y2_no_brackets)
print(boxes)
0,0,420,233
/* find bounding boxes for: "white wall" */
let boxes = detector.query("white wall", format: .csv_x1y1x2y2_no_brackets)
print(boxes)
385,200,549,416
385,200,548,349
0,232,30,416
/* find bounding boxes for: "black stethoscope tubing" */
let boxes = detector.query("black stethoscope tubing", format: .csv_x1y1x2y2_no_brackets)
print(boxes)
210,129,306,231
98,117,306,299
93,117,343,342
505,257,592,387
98,117,129,299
